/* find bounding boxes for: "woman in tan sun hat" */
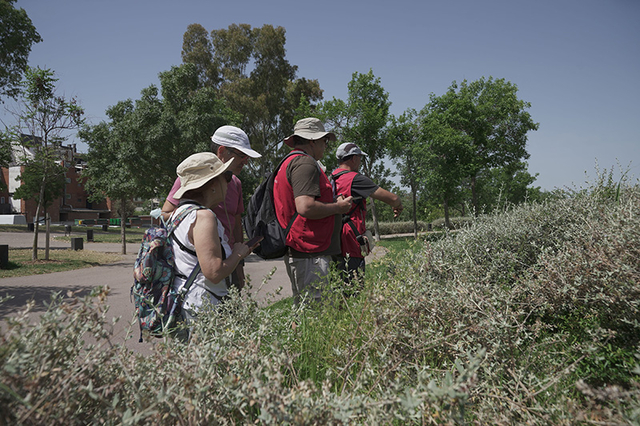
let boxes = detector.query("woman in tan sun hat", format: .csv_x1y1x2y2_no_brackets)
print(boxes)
169,152,260,327
162,125,262,291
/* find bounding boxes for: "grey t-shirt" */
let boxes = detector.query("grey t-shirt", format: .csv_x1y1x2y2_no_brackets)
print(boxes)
350,173,379,200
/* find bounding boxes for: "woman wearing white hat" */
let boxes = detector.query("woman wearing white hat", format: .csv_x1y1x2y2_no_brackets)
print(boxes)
169,152,260,324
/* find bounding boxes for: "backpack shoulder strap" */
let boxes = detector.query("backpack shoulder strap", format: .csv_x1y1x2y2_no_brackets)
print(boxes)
330,169,352,201
332,169,363,213
331,169,352,180
278,150,314,171
168,203,204,232
331,169,365,235
179,236,229,303
273,150,314,234
345,218,361,238
168,203,205,256
171,205,229,301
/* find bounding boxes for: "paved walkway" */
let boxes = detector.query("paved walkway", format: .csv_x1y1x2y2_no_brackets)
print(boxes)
0,231,291,353
0,230,390,353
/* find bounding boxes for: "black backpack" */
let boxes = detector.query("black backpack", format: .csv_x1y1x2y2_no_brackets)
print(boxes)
243,151,312,259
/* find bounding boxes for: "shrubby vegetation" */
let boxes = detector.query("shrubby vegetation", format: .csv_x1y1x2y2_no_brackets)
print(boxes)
1,177,639,424
375,220,431,235
374,216,470,235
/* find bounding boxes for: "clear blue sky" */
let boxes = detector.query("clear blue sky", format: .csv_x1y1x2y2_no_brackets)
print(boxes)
5,0,639,191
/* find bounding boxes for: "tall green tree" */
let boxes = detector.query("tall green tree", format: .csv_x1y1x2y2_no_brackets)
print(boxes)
388,109,427,238
181,23,218,87
13,151,65,213
79,106,141,255
79,64,233,253
0,0,42,101
3,67,84,260
0,132,10,171
181,23,323,181
418,107,473,228
157,64,236,190
323,70,392,239
13,150,65,259
475,161,542,211
421,77,539,219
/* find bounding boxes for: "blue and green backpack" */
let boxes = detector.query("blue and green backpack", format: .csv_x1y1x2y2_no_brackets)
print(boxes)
131,204,203,341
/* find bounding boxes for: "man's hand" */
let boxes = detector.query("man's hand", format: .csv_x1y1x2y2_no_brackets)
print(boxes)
371,187,403,218
295,194,353,219
336,195,354,214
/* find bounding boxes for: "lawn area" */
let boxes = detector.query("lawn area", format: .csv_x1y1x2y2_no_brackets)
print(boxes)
0,223,148,243
55,228,147,243
1,224,139,277
0,248,123,278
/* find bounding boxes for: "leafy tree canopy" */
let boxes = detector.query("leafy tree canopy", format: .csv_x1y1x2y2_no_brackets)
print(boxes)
420,76,539,217
3,66,84,259
80,63,235,203
387,109,431,236
182,23,323,178
13,150,65,209
322,69,393,237
0,0,41,101
323,70,391,174
6,67,85,147
0,132,11,170
473,160,545,212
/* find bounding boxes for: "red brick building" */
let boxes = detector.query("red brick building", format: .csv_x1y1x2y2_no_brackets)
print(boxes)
1,138,112,224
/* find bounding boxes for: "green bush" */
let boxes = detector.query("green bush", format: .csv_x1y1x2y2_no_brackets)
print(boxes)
431,216,473,230
375,220,431,235
2,176,640,424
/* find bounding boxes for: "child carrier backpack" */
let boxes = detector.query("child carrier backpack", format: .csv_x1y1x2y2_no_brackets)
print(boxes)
131,203,204,341
243,151,313,259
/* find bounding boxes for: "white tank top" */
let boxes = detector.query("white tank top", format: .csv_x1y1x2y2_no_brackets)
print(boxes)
170,204,230,311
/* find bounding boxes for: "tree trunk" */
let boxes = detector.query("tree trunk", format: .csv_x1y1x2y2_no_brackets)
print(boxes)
31,185,46,261
443,196,451,229
470,175,479,217
32,155,49,261
45,210,50,260
31,205,40,261
363,159,382,242
120,196,127,255
370,200,381,242
411,181,418,239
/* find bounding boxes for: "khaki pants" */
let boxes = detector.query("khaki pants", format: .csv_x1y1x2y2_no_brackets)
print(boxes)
284,254,331,304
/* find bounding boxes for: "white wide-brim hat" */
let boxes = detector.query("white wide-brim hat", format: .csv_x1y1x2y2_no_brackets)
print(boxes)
283,117,336,147
173,152,234,199
211,125,261,158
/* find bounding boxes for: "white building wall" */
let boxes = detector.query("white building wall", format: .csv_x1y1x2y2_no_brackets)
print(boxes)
8,166,22,213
